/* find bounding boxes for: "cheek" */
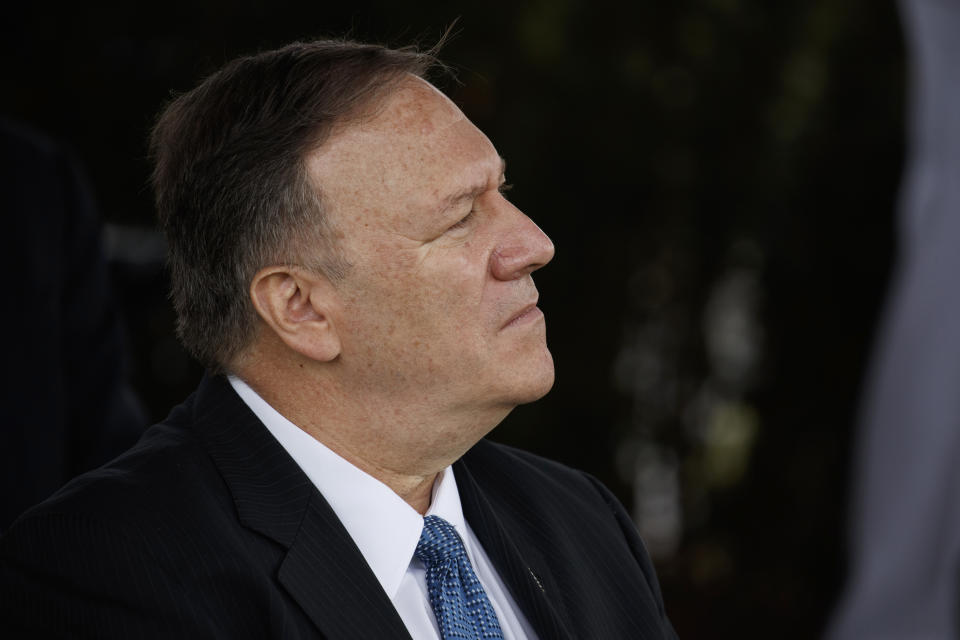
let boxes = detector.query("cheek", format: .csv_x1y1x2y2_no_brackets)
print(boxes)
422,252,490,324
348,240,492,338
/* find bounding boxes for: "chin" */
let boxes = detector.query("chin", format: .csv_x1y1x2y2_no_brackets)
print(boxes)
512,350,556,405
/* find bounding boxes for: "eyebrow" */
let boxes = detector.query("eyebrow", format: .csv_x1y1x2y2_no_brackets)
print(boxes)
438,158,507,214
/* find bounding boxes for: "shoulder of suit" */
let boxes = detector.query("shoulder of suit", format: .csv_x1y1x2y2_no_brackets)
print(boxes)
8,395,220,534
464,438,589,480
460,439,615,513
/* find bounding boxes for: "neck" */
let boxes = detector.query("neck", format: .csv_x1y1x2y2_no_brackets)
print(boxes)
284,412,443,514
234,361,503,514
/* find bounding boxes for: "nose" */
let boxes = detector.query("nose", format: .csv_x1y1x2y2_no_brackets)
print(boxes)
491,208,555,281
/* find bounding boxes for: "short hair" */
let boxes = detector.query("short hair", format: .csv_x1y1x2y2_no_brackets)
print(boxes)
150,40,438,372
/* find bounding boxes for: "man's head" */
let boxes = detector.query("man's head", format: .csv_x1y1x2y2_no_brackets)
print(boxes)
152,40,554,461
151,40,434,371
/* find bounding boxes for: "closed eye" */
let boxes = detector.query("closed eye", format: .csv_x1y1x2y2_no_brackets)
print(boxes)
448,211,474,231
447,183,512,234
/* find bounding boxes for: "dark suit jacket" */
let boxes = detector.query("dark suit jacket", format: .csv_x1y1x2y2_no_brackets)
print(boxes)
0,375,677,639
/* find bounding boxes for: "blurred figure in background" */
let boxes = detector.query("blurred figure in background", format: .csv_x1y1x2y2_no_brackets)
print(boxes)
827,0,960,637
0,119,145,531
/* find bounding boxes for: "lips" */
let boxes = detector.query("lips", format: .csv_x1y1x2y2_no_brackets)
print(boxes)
502,301,544,329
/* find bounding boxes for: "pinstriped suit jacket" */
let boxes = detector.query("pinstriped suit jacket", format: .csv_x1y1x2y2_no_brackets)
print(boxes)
0,375,677,639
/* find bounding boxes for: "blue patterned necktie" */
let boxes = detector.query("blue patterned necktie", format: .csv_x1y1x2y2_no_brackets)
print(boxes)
415,515,505,639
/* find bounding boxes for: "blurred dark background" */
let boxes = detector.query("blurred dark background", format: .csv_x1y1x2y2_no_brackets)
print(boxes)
1,1,905,637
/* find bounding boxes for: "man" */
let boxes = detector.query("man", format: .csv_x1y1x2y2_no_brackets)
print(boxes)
0,40,677,639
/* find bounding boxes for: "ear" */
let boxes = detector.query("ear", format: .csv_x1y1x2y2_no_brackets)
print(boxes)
249,266,341,362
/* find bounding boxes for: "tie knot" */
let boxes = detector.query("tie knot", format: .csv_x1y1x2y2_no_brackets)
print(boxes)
415,515,467,567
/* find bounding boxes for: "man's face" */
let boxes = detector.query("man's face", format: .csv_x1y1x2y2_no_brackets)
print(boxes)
307,76,555,425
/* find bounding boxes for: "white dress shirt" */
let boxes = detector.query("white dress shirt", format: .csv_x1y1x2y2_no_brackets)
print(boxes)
228,376,537,639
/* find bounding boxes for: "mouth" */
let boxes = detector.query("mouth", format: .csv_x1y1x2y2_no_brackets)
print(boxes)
502,301,544,330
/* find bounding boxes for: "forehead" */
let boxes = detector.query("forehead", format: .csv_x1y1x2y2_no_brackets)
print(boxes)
305,76,501,226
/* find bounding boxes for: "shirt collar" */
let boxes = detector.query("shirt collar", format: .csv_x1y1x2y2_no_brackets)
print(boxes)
227,375,468,599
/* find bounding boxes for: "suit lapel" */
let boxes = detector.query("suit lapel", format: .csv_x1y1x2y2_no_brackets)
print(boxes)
278,494,413,639
455,453,576,640
192,375,412,639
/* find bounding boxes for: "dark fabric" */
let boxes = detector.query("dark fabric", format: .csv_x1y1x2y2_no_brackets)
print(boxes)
0,119,145,531
0,375,677,639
